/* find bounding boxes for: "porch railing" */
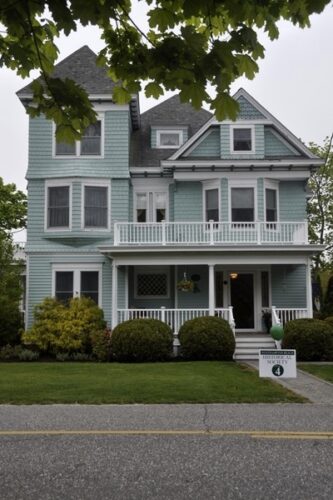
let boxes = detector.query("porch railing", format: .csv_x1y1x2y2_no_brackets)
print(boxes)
272,307,309,326
114,221,308,246
117,307,235,336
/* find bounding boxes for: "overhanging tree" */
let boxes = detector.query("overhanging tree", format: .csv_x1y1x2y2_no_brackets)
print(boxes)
0,0,330,141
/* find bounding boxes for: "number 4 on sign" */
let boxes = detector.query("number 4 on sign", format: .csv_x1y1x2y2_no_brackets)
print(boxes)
272,364,284,377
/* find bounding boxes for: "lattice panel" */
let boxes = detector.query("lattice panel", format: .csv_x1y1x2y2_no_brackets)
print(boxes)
137,273,167,296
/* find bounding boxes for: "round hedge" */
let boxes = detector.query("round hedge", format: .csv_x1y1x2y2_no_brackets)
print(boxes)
178,316,235,360
111,318,173,362
281,318,333,361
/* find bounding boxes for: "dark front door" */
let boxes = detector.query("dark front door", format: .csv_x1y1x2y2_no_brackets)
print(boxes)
230,273,254,329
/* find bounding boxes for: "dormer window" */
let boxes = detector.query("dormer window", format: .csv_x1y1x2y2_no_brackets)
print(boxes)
156,130,183,149
54,118,103,157
231,126,254,153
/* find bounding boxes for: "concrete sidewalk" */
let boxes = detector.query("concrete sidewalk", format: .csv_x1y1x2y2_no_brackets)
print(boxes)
245,361,333,404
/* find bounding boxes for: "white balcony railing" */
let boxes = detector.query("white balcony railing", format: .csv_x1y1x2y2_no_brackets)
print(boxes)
114,221,308,246
272,307,309,326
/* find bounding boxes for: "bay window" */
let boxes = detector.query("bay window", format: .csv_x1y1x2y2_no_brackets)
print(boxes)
84,185,108,228
265,188,278,222
135,191,167,222
205,188,219,222
47,185,70,228
231,187,255,222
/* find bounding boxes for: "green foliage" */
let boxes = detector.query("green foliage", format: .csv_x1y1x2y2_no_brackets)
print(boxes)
0,344,23,361
282,318,333,361
0,177,27,232
322,276,333,316
307,136,333,270
111,319,173,362
0,232,24,346
178,316,235,360
22,297,106,354
91,328,112,362
17,349,39,361
324,316,333,326
1,1,330,140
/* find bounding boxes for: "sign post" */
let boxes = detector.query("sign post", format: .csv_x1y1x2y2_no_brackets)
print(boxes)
259,350,297,378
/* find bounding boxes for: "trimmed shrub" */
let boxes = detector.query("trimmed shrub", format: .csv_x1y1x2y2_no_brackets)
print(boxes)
111,319,173,362
324,316,333,327
282,318,333,361
91,328,112,361
178,316,235,360
18,349,39,361
0,344,23,361
22,296,106,355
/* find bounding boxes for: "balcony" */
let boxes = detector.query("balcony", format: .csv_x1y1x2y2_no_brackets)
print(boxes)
114,221,308,247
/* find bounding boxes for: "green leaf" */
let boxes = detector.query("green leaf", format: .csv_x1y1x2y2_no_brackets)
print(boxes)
144,81,164,98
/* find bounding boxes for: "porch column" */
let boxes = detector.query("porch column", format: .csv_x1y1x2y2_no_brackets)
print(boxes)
111,260,118,329
306,257,313,318
208,264,215,316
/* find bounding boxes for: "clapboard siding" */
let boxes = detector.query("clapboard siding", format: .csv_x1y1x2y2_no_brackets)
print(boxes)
265,128,301,157
271,265,307,308
279,181,306,221
187,128,220,157
174,182,203,221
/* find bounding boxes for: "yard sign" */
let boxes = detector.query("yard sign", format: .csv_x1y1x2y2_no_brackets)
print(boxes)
259,350,297,378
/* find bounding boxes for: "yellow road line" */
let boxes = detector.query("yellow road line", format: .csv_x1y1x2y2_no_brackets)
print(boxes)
0,429,332,440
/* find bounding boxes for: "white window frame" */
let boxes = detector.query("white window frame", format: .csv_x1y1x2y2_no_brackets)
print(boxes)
52,264,102,307
81,180,111,231
264,180,279,222
134,267,170,299
229,180,257,223
230,124,255,154
133,189,169,222
156,129,184,149
53,114,104,158
202,181,221,222
45,180,72,232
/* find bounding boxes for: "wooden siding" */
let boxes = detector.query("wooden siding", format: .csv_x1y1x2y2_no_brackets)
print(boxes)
187,128,220,157
271,264,307,308
27,110,130,179
237,95,266,120
174,182,203,221
265,128,301,157
279,181,307,221
220,178,229,221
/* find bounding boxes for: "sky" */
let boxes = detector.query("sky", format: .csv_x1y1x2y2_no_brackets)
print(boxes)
1,1,333,200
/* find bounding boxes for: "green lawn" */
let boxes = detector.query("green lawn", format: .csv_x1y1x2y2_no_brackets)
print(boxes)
299,364,333,383
0,362,305,404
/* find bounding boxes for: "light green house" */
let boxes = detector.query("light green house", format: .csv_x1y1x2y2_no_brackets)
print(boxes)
17,46,324,359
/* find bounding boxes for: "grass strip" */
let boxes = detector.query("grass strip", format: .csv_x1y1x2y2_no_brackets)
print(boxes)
0,361,305,404
299,364,333,383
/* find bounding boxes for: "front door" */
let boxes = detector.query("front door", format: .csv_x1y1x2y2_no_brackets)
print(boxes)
230,273,254,330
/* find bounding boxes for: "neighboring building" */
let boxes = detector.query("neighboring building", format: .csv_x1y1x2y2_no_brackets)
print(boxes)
17,46,324,358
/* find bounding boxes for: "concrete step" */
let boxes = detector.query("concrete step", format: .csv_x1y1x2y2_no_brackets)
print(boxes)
234,335,276,360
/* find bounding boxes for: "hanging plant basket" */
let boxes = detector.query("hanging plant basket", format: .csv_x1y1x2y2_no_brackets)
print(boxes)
177,273,194,293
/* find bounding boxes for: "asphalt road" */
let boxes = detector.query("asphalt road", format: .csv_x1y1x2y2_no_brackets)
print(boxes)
0,404,332,500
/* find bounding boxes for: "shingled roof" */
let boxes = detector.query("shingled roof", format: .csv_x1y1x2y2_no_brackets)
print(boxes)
130,94,212,168
17,45,117,97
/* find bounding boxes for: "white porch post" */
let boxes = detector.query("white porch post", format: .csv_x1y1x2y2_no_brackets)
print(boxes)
209,264,215,316
112,260,118,329
306,257,313,318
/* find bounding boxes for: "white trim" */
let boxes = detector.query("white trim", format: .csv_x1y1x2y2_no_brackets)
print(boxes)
264,180,280,222
156,129,184,149
230,124,255,154
228,179,257,222
44,180,72,232
134,266,170,299
52,113,105,159
52,264,102,307
202,180,221,222
81,179,111,231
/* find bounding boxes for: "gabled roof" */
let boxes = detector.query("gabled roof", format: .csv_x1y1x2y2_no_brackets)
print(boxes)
130,94,212,168
168,88,318,161
17,46,117,97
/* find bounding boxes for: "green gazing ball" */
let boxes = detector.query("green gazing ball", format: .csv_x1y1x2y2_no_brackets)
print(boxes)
270,324,284,341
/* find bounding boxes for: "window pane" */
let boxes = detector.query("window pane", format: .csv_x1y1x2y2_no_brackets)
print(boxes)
159,133,180,147
266,189,277,222
81,271,99,304
205,189,219,221
233,128,252,151
48,186,69,227
55,271,73,303
81,121,101,155
231,188,254,221
137,273,168,296
155,193,166,222
55,140,76,156
84,186,107,228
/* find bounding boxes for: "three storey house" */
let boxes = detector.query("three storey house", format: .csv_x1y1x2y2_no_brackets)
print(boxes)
18,46,324,358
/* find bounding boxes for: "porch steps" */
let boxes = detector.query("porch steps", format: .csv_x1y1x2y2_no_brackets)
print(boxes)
235,334,276,360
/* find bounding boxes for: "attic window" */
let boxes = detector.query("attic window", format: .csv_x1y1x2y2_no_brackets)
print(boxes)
156,130,183,149
231,126,254,153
